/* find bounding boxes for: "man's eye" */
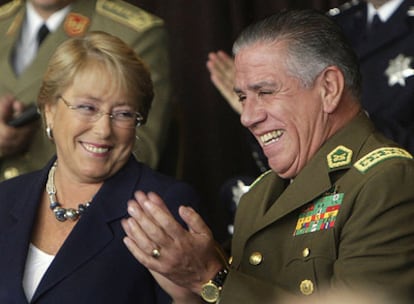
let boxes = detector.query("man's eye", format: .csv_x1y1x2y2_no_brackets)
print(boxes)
258,91,272,96
238,95,246,102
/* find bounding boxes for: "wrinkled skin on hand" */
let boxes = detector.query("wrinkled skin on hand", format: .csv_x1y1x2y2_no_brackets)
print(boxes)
122,191,225,303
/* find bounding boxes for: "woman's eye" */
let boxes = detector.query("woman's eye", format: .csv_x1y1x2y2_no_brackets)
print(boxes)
77,104,97,113
116,111,135,119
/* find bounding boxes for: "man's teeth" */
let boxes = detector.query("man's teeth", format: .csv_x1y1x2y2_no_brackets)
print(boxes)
84,143,109,153
260,130,283,145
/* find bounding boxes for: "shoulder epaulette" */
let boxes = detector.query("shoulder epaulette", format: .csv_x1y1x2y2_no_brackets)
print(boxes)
249,170,273,190
354,147,413,173
407,6,414,17
0,0,22,20
96,0,163,32
327,0,361,17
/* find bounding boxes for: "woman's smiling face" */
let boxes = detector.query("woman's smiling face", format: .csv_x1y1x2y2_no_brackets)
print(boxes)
44,66,136,183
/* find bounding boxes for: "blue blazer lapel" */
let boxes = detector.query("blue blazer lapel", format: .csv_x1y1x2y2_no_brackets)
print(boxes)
357,1,414,59
32,157,141,302
0,168,48,303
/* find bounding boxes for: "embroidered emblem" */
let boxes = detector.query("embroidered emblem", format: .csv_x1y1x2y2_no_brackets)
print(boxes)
327,145,353,169
354,147,413,173
385,54,414,87
407,6,414,16
294,193,343,236
64,13,90,37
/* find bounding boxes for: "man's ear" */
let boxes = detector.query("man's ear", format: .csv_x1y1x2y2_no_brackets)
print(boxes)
318,66,344,114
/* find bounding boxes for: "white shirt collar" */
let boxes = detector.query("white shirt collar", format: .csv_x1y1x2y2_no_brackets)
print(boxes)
25,1,72,40
367,0,404,23
13,2,71,75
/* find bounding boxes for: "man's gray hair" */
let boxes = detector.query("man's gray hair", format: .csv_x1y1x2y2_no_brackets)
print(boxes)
233,10,361,98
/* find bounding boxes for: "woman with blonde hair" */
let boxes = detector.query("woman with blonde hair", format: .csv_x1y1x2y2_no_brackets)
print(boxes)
0,31,198,304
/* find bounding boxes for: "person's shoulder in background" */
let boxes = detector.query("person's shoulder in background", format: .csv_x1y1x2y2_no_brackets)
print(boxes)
93,0,165,35
0,0,23,35
326,0,365,21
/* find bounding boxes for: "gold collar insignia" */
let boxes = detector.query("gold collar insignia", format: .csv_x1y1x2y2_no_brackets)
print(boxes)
327,145,353,170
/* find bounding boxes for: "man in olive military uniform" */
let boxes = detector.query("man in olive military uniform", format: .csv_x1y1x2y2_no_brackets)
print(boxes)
208,0,414,234
0,0,171,180
120,10,414,304
328,0,414,154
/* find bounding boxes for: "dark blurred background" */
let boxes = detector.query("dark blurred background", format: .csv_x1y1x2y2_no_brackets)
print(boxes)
0,0,348,242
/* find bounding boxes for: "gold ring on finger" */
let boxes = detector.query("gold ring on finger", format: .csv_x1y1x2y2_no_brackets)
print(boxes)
151,248,161,258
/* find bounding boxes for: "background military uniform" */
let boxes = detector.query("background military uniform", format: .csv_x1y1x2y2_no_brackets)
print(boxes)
330,0,414,154
220,113,414,303
0,0,171,180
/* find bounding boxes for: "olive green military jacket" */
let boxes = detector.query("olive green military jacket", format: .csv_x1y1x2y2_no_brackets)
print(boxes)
220,113,414,303
0,0,170,180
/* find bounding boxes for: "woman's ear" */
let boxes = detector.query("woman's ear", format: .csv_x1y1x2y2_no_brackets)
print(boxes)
318,66,344,114
43,101,56,128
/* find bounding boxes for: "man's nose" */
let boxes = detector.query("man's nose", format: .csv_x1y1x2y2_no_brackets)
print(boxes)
240,97,264,128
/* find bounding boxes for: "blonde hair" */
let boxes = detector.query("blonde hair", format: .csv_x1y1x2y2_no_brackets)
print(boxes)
38,31,154,124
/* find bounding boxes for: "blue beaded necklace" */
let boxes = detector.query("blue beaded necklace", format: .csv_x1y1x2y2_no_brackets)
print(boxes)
46,162,91,222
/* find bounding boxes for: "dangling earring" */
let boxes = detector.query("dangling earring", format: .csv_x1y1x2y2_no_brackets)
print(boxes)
46,126,54,140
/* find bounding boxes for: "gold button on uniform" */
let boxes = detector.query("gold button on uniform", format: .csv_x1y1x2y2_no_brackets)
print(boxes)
302,248,310,258
4,167,19,180
299,279,314,296
249,252,263,265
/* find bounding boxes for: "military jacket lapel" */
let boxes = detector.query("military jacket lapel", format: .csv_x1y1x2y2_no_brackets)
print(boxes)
232,113,375,266
263,153,332,226
231,171,285,262
0,8,24,91
17,26,68,97
233,153,333,259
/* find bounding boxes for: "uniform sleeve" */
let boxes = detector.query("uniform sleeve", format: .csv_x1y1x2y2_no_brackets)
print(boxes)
130,24,171,169
332,160,414,299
